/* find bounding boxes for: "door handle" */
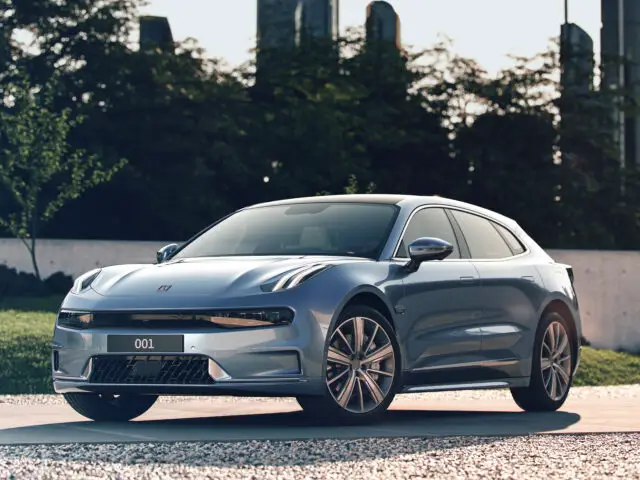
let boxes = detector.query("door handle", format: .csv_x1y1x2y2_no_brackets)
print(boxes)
460,276,477,282
521,276,535,283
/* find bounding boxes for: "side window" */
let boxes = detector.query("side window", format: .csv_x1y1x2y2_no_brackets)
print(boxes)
493,223,526,255
450,210,512,259
397,208,460,259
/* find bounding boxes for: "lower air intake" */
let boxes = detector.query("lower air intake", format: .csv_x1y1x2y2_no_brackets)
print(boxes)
89,355,214,385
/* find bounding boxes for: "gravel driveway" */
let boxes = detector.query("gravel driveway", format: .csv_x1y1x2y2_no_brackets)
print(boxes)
1,434,638,479
1,386,639,479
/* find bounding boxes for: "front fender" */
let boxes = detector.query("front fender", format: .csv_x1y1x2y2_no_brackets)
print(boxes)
292,261,406,371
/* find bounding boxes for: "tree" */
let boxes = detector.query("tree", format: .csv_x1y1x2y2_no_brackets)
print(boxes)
63,46,257,241
2,0,638,250
0,74,126,279
455,111,560,247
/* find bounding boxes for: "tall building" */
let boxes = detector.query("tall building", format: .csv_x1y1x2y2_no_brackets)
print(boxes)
560,23,595,97
257,0,298,53
256,0,339,73
559,22,596,174
365,1,401,50
295,0,339,45
601,0,640,168
139,16,174,53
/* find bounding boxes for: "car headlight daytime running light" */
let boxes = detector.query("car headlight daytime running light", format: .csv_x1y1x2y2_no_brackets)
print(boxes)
55,308,294,330
70,268,102,295
261,264,333,293
57,311,94,329
155,309,296,329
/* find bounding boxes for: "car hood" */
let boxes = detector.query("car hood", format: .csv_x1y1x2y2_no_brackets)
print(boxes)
88,256,365,298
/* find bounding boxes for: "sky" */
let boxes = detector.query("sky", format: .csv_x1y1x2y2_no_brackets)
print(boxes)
141,0,601,75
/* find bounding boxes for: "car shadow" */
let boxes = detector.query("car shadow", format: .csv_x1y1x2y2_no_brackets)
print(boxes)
138,408,581,432
0,407,582,458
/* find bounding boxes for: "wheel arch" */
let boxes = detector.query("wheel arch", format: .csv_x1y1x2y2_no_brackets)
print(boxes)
321,285,401,369
343,290,396,331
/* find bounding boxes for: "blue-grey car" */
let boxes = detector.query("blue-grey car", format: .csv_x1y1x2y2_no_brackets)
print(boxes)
52,194,582,424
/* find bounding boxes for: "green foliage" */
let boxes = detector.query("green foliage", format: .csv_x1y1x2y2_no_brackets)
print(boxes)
344,174,376,195
0,295,64,313
0,265,72,298
573,347,640,387
0,73,126,278
0,2,638,248
317,173,377,196
0,299,636,394
0,309,56,394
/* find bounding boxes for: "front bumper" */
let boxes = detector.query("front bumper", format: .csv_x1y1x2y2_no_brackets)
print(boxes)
53,378,319,397
52,311,327,397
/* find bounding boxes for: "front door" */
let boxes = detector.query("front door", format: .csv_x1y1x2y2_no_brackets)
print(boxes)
394,206,485,386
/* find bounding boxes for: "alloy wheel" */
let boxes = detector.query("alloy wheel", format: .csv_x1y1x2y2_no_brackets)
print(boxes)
540,320,572,401
326,316,396,414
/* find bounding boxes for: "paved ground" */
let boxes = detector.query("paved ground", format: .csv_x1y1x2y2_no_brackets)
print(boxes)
1,386,639,445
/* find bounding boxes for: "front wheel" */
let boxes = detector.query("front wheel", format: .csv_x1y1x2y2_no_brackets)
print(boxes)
297,304,401,425
511,311,576,412
63,392,158,422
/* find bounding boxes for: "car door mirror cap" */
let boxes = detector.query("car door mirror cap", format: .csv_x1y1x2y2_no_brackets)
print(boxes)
404,237,454,272
157,243,180,264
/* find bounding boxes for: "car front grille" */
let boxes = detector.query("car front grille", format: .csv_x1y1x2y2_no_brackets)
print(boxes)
89,355,214,385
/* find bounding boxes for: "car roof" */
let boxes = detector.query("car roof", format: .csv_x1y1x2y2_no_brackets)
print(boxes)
245,194,518,228
246,194,409,207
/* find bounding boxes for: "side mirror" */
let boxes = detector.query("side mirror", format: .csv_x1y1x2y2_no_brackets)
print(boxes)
405,237,453,272
157,243,179,264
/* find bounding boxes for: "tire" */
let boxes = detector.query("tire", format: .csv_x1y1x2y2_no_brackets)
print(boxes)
63,392,158,422
510,311,576,412
296,304,401,425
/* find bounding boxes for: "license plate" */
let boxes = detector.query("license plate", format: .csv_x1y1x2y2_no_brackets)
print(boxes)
107,335,184,353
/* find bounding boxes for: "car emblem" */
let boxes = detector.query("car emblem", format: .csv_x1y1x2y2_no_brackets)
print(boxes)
157,285,172,292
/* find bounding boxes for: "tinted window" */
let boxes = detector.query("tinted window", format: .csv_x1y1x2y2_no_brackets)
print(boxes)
450,210,512,259
173,202,398,259
494,223,526,255
397,208,460,259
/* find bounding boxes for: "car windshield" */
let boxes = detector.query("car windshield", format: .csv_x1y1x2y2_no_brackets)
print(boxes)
173,202,399,259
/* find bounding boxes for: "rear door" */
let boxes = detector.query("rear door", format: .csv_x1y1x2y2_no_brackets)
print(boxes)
394,206,486,386
447,209,544,379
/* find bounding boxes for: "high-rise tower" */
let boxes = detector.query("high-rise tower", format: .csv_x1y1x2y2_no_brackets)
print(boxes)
257,0,298,53
257,0,339,71
139,16,174,53
365,1,401,50
295,0,339,45
560,23,595,97
601,0,640,168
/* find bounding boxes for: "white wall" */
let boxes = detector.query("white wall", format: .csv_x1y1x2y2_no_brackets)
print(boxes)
547,249,640,353
0,238,172,280
1,238,639,352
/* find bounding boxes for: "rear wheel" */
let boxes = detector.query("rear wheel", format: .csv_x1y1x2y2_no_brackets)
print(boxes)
511,311,575,412
297,305,400,425
63,392,158,422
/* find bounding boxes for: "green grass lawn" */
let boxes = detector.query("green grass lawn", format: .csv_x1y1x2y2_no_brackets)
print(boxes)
0,296,64,394
0,297,638,394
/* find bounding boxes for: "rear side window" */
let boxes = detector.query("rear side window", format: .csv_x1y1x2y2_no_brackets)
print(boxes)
493,223,526,255
450,210,512,259
397,207,460,259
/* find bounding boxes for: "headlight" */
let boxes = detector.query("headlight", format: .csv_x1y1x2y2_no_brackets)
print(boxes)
261,264,333,292
57,311,94,329
70,269,102,294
